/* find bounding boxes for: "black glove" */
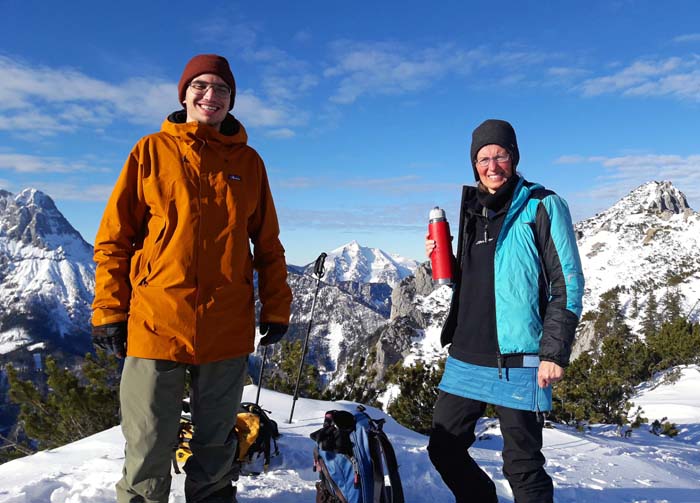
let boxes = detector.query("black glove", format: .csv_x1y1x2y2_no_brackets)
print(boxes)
92,321,127,358
259,322,288,346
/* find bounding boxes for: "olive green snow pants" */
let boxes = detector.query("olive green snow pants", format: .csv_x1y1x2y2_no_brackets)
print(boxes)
116,356,247,503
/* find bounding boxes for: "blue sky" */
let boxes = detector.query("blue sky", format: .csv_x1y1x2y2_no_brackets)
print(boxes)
2,0,699,265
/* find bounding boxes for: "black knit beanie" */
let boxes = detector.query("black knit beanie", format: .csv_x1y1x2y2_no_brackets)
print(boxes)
470,119,520,181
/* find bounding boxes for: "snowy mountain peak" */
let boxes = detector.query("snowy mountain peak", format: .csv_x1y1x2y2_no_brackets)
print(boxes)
15,187,58,211
0,188,95,355
574,181,700,318
305,241,419,288
0,188,89,252
609,181,691,216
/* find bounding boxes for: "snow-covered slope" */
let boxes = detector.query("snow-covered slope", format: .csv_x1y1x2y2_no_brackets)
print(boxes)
1,366,699,503
304,240,419,288
575,180,700,318
0,188,94,355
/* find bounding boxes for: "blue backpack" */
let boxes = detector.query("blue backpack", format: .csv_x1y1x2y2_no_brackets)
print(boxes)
310,406,404,503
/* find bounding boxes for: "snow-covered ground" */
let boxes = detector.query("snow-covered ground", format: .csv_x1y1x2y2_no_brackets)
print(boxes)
1,366,699,503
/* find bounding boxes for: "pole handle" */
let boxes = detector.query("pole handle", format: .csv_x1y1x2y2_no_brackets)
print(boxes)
313,252,327,278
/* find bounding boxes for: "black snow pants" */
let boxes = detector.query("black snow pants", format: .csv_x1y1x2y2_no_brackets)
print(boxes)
428,391,553,503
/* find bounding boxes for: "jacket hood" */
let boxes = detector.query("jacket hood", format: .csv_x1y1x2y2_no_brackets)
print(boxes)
163,110,248,145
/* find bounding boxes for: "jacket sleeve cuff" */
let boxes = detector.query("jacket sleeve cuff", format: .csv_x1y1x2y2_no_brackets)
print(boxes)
92,309,128,327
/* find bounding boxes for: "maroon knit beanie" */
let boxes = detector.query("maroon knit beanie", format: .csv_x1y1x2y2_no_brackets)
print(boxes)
178,54,236,110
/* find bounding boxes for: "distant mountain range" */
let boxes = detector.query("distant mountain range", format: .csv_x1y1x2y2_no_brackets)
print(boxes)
1,181,699,431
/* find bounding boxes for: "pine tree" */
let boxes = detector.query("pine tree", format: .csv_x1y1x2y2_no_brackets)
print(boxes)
324,350,381,407
266,339,321,398
660,287,684,324
592,288,632,347
646,318,700,370
640,290,659,338
630,288,639,318
6,350,120,452
386,358,445,434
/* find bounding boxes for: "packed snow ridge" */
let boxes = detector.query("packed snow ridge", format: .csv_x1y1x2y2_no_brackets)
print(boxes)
1,365,699,502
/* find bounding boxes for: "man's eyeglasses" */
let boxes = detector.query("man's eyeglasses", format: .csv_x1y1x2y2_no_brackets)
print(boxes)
476,153,510,167
189,80,231,98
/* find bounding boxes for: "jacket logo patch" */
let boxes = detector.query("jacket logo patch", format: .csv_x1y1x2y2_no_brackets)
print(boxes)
228,174,242,181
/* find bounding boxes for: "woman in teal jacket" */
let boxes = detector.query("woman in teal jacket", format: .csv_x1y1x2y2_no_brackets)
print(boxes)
426,119,584,503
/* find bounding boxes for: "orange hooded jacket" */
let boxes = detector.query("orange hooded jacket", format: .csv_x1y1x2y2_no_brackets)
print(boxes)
92,113,292,364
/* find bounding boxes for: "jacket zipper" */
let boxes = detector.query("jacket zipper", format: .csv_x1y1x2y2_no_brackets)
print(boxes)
194,138,207,355
484,206,504,380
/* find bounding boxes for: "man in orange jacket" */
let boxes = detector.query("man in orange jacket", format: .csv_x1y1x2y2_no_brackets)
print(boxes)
92,54,293,503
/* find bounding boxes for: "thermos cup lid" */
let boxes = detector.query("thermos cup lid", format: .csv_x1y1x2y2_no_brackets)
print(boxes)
429,207,446,220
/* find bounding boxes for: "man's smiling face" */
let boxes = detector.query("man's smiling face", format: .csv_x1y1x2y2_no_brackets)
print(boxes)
183,73,231,131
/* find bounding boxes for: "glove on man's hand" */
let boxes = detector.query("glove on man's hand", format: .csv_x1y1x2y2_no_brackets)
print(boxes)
92,321,127,358
259,322,288,346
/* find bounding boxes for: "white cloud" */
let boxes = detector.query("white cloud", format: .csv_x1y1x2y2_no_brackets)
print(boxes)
196,20,317,129
579,56,700,101
673,33,700,44
265,128,295,139
0,55,300,136
323,41,557,104
278,204,427,231
561,153,700,217
324,41,457,104
235,91,295,128
0,55,175,134
0,153,96,173
27,182,114,202
275,173,458,195
293,30,312,44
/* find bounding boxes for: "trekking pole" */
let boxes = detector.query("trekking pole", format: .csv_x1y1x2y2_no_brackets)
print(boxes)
255,345,268,406
288,252,327,423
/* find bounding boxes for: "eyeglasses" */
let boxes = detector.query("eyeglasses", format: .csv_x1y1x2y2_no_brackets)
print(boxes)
189,80,231,98
476,153,510,167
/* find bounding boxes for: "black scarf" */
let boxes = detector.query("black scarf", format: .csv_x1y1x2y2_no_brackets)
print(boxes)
476,174,520,212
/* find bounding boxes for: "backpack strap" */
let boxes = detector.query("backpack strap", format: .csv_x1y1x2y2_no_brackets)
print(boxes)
360,412,404,503
172,451,181,475
373,428,404,503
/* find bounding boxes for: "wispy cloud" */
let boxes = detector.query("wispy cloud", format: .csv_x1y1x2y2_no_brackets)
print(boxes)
278,204,429,231
28,182,114,202
196,20,317,132
293,30,312,44
0,55,298,136
560,153,700,218
324,41,461,104
578,56,700,101
323,40,558,104
276,173,458,194
0,153,104,173
265,128,295,139
0,55,174,133
673,33,700,44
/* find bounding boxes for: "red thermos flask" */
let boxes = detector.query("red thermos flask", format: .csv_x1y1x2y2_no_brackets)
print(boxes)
428,207,454,285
